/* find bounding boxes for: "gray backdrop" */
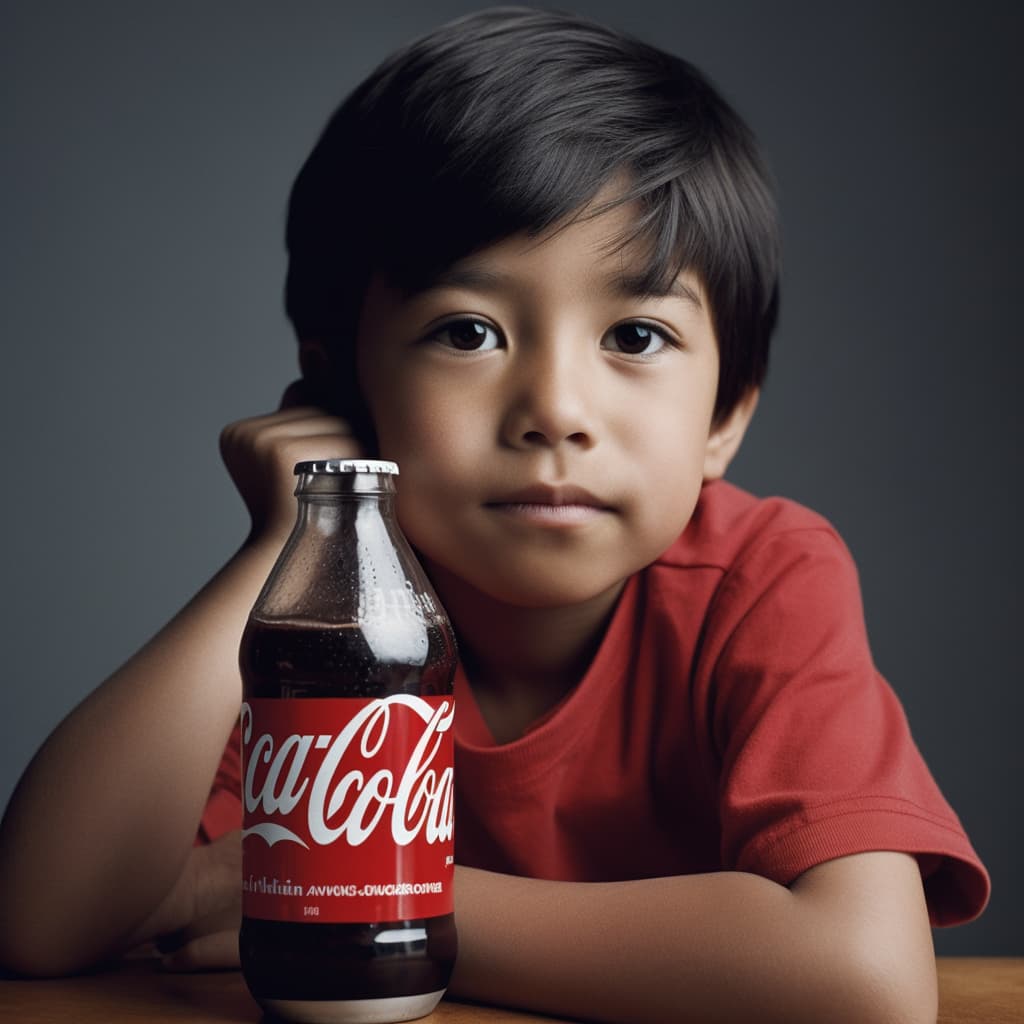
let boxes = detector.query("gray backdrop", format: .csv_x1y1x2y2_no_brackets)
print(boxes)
2,1,1020,955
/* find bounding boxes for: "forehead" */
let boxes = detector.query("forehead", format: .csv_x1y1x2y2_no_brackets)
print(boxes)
400,194,705,309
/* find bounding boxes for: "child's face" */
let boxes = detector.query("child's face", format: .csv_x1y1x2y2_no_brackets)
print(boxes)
354,198,733,610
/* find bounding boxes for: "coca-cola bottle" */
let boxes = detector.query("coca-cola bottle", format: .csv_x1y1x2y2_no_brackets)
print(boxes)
238,459,458,1023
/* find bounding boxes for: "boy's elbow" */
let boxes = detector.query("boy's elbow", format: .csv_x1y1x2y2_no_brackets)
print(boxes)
0,856,144,978
0,849,90,976
790,852,938,1024
0,934,77,979
835,935,938,1024
0,914,106,978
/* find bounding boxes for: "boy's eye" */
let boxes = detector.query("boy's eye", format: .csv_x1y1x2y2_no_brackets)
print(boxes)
602,322,670,357
427,318,501,352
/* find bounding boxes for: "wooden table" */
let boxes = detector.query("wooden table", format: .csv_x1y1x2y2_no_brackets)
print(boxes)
936,959,1023,1024
0,957,1020,1022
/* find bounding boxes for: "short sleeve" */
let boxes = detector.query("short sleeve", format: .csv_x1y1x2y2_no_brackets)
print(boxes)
709,527,990,926
196,718,243,845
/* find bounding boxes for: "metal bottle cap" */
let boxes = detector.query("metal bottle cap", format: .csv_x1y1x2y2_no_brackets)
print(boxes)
293,459,399,476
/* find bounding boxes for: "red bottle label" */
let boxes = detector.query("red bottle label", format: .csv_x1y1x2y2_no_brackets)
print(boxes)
240,695,454,923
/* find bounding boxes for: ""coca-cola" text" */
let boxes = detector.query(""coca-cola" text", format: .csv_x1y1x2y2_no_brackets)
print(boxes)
241,695,454,850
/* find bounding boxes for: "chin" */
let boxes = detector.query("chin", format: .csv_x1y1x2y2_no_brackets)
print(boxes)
464,564,628,610
416,535,644,611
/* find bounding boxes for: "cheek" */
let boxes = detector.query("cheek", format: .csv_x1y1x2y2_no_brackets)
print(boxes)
375,399,461,469
368,379,482,501
363,370,429,454
625,392,712,536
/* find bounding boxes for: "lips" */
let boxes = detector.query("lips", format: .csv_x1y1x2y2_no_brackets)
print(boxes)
482,484,613,528
487,483,607,509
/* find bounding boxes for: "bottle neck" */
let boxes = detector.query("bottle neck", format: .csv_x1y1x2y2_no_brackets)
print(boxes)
294,493,396,534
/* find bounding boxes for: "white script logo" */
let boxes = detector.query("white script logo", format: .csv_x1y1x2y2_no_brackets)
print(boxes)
241,696,454,850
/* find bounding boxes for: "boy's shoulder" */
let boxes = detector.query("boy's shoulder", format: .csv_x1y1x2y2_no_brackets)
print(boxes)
657,479,844,576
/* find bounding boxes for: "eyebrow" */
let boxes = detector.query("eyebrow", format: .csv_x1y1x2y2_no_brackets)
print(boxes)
409,265,704,309
612,272,704,307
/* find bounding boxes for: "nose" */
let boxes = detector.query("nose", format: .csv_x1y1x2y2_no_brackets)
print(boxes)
499,337,597,451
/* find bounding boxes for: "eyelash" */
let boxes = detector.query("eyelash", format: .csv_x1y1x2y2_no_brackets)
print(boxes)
423,317,678,358
604,322,675,358
424,318,501,353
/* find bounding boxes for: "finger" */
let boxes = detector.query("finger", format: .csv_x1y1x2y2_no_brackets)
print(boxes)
228,416,356,450
272,433,364,466
256,416,355,441
160,929,240,973
252,431,364,479
220,416,357,471
222,407,341,438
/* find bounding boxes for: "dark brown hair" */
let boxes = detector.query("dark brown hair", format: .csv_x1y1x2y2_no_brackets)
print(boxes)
285,6,780,430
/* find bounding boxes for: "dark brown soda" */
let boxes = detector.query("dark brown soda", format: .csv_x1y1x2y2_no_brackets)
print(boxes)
238,617,457,1005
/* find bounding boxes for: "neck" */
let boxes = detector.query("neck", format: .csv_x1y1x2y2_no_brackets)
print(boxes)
426,565,624,741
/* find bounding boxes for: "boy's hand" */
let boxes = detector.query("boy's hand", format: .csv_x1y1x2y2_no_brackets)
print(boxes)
127,830,242,971
220,380,362,548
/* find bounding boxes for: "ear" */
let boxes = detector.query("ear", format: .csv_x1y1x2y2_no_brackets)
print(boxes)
703,387,760,481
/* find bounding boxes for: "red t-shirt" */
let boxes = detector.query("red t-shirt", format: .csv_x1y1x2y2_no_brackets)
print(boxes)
202,480,989,926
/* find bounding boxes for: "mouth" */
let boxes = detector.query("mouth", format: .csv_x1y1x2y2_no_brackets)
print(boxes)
484,484,611,526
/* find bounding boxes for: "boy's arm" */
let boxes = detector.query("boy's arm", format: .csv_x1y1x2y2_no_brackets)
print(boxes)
451,851,937,1024
124,839,937,1024
0,398,357,976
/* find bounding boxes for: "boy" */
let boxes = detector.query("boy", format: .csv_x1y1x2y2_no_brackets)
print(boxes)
0,7,988,1022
